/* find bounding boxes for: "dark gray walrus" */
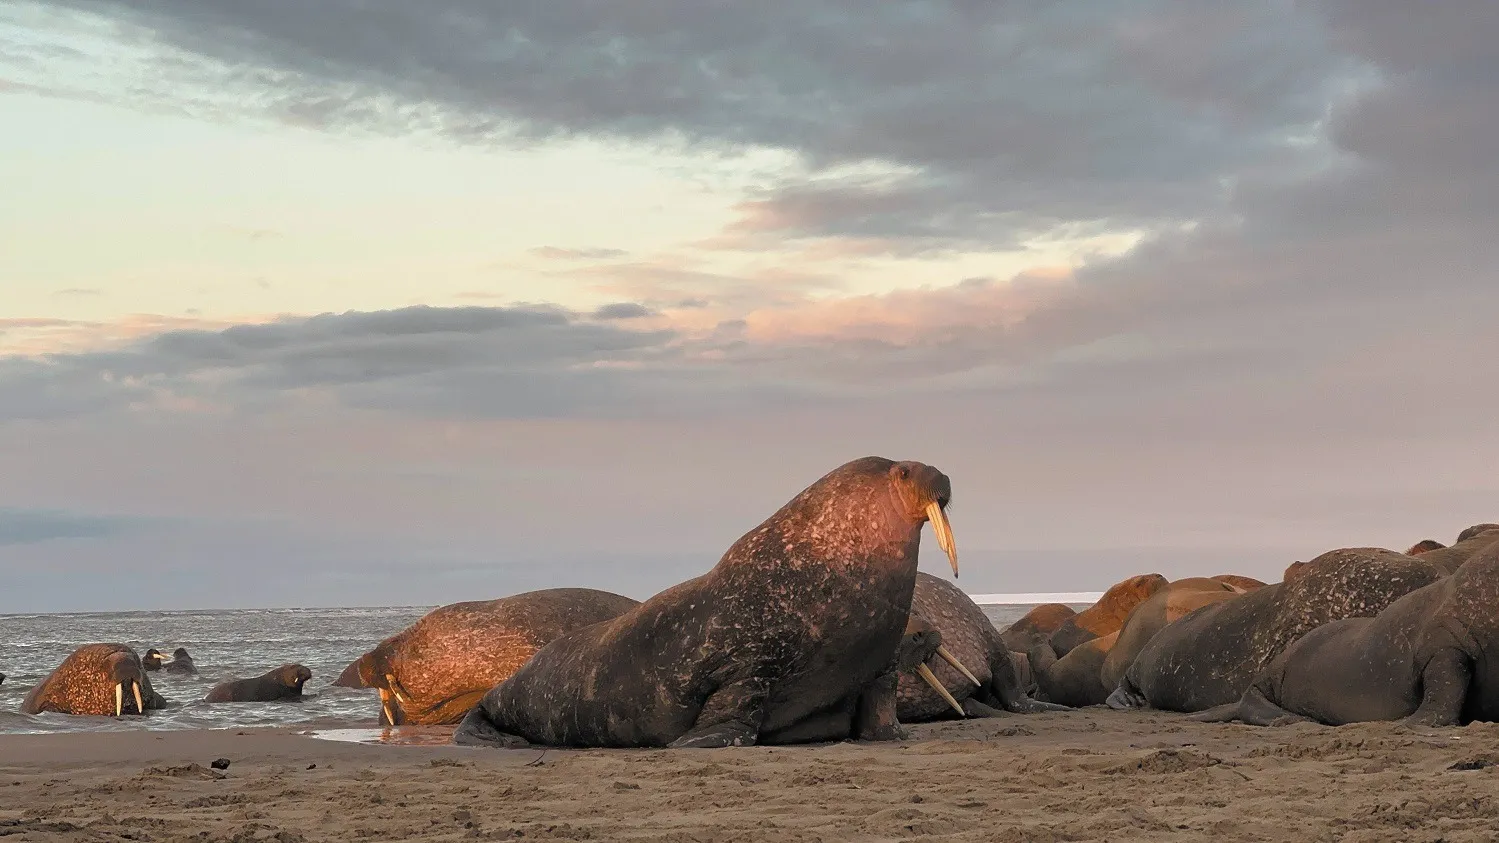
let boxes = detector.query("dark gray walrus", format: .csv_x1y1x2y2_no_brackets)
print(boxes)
1196,540,1499,727
1107,548,1446,713
897,572,1070,722
163,648,198,675
142,649,168,672
20,644,163,717
454,456,959,749
204,664,313,703
1410,528,1499,575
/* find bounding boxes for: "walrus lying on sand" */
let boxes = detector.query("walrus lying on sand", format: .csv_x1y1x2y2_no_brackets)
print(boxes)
21,644,160,717
352,588,642,725
205,664,313,703
1048,574,1168,656
898,572,1070,722
1000,603,1077,654
1406,528,1499,575
454,456,959,749
1197,540,1499,727
1107,548,1445,713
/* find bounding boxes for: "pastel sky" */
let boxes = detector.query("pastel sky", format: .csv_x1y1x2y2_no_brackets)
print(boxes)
3,1,1497,612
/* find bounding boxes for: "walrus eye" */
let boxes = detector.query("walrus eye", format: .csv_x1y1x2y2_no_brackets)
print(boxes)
896,465,910,480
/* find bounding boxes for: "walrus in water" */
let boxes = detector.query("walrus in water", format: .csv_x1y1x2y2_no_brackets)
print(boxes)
204,664,313,703
897,572,1070,722
353,588,642,725
0,673,5,687
454,456,959,749
1411,529,1499,575
1406,539,1447,555
1197,540,1499,727
999,603,1077,654
141,649,168,672
1048,574,1168,656
1107,548,1445,713
20,644,155,717
163,648,197,675
331,658,368,689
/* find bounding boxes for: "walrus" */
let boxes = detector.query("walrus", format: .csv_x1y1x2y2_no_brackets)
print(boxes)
1106,548,1445,713
1210,574,1267,592
999,603,1076,654
1048,574,1168,656
1196,540,1499,727
1028,630,1118,708
896,572,1070,722
353,588,643,725
453,456,959,749
141,649,168,672
331,658,368,688
1098,577,1244,691
1455,523,1499,544
204,664,313,703
1406,539,1447,555
1411,530,1499,575
0,673,5,687
20,644,154,717
162,648,197,675
1282,560,1308,581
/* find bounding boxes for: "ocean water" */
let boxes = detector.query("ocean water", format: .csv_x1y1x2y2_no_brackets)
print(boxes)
0,603,1048,736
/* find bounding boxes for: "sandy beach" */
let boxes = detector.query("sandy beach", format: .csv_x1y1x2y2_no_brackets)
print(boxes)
3,711,1496,842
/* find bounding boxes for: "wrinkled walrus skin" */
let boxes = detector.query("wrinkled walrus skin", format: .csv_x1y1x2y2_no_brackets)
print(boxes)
21,644,162,717
1197,540,1499,727
1107,548,1445,713
354,588,641,725
454,456,959,749
897,572,1069,722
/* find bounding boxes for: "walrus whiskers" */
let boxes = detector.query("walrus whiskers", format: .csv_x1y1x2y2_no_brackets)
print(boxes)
915,664,965,716
925,502,958,577
935,645,980,686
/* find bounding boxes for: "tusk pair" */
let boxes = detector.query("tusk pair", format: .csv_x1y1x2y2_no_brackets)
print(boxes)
384,674,410,706
915,664,966,718
935,645,980,687
115,680,145,716
924,501,958,577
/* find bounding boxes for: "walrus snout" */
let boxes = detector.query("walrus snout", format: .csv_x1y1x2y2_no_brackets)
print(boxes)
889,462,958,577
106,654,147,717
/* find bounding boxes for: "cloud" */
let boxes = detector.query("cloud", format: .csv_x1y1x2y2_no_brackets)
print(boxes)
0,507,158,545
591,302,656,321
529,246,629,261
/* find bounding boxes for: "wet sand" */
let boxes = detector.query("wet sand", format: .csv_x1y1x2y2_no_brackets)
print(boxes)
2,710,1497,842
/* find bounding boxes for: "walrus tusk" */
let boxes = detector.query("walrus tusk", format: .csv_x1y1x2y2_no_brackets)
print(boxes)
916,663,966,717
384,674,409,705
115,683,124,717
132,681,145,714
377,688,396,726
935,646,980,687
925,501,958,577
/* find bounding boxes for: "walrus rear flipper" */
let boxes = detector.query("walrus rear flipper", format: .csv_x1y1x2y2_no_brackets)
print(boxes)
1191,702,1244,723
668,677,768,748
1105,682,1146,710
1401,649,1473,728
1193,688,1310,727
452,708,531,748
990,647,1071,714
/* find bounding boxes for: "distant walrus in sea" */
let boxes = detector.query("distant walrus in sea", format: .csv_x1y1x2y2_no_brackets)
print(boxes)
141,649,168,672
0,672,5,687
897,572,1070,722
1196,540,1499,727
1107,548,1445,713
999,603,1077,654
352,588,642,725
162,648,198,676
205,664,313,703
20,644,158,717
1048,574,1169,656
331,658,368,689
454,456,959,748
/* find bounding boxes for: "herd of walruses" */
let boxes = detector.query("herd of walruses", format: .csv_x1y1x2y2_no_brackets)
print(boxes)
10,457,1499,744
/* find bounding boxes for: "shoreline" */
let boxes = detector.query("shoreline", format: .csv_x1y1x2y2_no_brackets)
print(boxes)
3,713,1496,841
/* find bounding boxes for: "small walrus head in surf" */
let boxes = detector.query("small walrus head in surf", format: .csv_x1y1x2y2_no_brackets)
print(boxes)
900,615,982,718
141,649,167,671
276,663,314,694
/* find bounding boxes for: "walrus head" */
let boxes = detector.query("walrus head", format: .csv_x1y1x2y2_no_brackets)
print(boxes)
1405,539,1447,555
141,649,167,671
171,648,192,661
1456,524,1499,544
105,651,147,717
888,461,958,577
274,664,313,693
899,615,979,717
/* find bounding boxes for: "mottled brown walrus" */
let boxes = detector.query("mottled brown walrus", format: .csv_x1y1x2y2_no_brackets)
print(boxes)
354,588,642,725
1405,539,1447,555
1098,577,1245,691
455,456,959,749
20,644,159,717
1197,540,1499,727
1048,574,1168,656
330,658,368,688
999,603,1076,654
897,572,1070,722
1107,548,1445,712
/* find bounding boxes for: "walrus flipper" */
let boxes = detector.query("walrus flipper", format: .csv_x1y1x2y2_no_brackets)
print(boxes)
1401,649,1472,728
1202,688,1311,727
852,672,905,741
1105,681,1147,710
989,648,1071,714
668,677,769,748
452,707,531,748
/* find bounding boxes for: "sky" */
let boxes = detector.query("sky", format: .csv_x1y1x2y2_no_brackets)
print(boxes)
2,1,1498,613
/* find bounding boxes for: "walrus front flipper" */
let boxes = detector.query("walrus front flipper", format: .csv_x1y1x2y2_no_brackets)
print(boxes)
669,678,768,748
853,672,905,741
1402,649,1472,728
1105,682,1147,710
1191,702,1244,724
991,647,1071,713
452,707,531,748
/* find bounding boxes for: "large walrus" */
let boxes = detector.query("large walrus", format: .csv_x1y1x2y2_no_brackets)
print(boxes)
1197,541,1499,727
1048,574,1169,656
1409,528,1499,575
999,603,1077,653
205,664,313,703
454,456,959,749
897,572,1070,722
20,644,159,717
1106,548,1445,713
352,588,642,725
